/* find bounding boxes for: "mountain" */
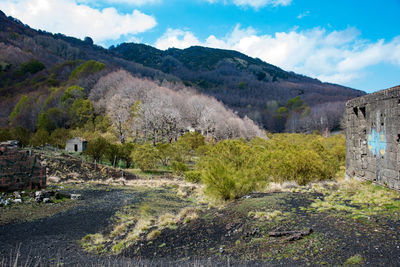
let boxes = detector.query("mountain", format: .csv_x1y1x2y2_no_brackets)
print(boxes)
0,10,365,133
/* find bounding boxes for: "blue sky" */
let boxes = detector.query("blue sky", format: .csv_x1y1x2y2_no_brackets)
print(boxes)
1,0,399,93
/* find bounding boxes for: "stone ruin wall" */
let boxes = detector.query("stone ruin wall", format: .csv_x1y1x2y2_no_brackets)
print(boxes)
346,85,400,190
0,145,46,192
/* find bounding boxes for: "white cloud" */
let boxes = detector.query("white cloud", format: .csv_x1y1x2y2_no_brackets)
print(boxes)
154,28,202,50
155,25,400,84
297,11,310,19
0,0,157,43
204,0,291,8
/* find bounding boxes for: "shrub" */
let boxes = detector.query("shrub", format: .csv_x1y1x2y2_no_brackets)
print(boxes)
171,160,189,176
131,144,160,171
184,170,202,183
196,139,266,200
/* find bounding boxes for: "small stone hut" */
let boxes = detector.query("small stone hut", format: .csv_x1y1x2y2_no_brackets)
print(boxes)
65,137,87,153
0,141,46,192
345,85,400,189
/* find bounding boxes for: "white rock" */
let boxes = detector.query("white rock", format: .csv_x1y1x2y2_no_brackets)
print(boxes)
48,176,61,183
71,194,82,200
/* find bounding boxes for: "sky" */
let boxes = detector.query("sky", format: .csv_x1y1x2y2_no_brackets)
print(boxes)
0,0,399,93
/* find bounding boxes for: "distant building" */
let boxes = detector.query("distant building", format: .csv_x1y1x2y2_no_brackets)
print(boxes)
345,85,400,190
65,137,87,153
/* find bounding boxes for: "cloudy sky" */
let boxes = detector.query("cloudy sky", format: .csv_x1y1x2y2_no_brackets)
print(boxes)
1,0,399,93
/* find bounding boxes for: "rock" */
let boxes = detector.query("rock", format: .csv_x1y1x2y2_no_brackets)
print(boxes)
35,191,44,203
13,199,22,204
48,176,61,183
13,191,21,199
43,198,51,203
55,192,70,199
70,194,82,200
0,198,11,206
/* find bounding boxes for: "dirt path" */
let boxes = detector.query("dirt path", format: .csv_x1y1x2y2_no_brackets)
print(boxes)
0,186,143,266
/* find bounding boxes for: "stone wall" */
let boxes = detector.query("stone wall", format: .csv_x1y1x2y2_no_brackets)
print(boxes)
34,151,138,182
346,85,400,189
0,145,46,192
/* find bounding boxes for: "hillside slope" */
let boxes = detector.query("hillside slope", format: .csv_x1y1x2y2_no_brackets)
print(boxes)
0,10,365,132
110,43,365,131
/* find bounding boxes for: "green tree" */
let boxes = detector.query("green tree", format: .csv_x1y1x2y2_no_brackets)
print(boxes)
105,143,121,166
120,143,135,168
85,136,108,162
30,129,50,147
69,99,94,127
0,128,12,142
131,144,160,171
60,85,84,103
50,128,71,148
10,127,30,146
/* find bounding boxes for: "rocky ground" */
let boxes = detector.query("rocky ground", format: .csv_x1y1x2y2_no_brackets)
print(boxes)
1,180,399,266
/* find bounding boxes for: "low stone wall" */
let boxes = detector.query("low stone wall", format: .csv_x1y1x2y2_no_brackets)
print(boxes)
0,147,46,192
33,151,137,182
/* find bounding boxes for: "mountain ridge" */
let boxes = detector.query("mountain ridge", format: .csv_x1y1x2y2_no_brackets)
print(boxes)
0,10,365,132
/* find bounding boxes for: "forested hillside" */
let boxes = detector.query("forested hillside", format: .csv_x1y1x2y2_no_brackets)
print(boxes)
110,44,365,132
0,10,364,134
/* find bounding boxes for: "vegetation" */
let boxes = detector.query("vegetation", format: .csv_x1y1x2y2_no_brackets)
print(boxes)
196,133,345,200
69,60,106,80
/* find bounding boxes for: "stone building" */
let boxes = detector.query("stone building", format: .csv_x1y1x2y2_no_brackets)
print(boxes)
0,141,46,192
345,85,400,189
65,137,87,153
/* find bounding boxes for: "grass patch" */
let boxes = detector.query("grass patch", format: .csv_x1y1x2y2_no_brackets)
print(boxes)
80,233,106,254
307,179,400,221
344,254,364,265
81,186,202,255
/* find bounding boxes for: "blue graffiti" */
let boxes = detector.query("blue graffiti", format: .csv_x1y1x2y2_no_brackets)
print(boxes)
367,129,386,156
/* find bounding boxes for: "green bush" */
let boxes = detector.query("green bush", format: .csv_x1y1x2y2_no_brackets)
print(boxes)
196,139,265,200
196,134,346,200
49,128,71,148
30,129,50,147
69,60,106,80
184,171,202,183
18,60,45,75
171,160,189,176
131,144,160,171
85,136,109,162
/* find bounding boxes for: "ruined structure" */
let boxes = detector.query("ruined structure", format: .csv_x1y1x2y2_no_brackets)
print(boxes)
346,85,400,189
0,141,46,192
66,137,87,153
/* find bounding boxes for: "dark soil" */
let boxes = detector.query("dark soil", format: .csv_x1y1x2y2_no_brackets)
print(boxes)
1,188,400,266
0,185,145,266
127,192,400,266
